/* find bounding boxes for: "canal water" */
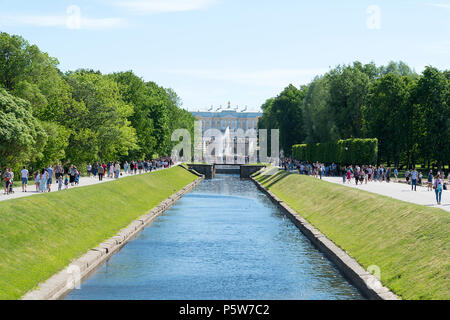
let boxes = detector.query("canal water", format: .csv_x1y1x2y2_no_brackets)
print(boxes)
66,174,363,300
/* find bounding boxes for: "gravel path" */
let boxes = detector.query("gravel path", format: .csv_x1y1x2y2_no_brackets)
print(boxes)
320,176,449,212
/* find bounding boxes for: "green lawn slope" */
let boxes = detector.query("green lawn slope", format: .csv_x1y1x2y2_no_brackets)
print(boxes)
255,169,449,300
0,166,197,300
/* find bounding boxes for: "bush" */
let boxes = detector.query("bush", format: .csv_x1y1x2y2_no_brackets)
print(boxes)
292,138,378,165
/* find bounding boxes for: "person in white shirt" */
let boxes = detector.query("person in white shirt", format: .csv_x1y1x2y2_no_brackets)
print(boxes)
21,166,29,192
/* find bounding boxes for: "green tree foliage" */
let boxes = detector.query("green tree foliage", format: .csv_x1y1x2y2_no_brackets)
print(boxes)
110,72,195,160
326,63,371,139
364,74,414,166
0,88,46,169
261,60,448,170
0,32,192,172
108,71,157,159
412,66,450,168
302,76,338,143
260,84,307,154
165,88,195,154
34,122,70,169
65,70,138,163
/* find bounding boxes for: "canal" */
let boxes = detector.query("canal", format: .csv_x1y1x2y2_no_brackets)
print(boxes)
66,174,363,300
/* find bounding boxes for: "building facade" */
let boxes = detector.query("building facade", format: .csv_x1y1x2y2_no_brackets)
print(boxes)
191,104,263,163
191,103,262,133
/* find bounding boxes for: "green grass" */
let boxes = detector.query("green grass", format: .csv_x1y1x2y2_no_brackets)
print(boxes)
255,169,449,300
0,166,197,300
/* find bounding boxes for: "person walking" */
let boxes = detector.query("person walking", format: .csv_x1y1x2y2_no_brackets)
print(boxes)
46,165,54,192
405,169,410,184
394,167,399,183
58,175,63,191
411,168,418,191
93,162,99,177
386,167,391,183
21,166,29,192
101,163,107,178
433,174,443,205
3,168,11,195
74,169,80,186
427,170,433,191
107,162,111,178
39,169,48,193
98,164,104,181
109,164,114,179
87,163,92,178
69,165,76,186
115,162,121,179
346,167,352,184
138,161,143,174
55,163,64,182
64,174,69,189
34,171,40,192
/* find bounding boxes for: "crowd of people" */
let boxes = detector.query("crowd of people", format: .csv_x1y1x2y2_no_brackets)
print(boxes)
282,158,449,206
0,158,174,196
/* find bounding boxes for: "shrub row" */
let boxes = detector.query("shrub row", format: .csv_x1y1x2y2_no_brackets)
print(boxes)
292,138,378,165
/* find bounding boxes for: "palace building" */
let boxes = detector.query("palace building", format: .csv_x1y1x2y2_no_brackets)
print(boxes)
191,102,262,133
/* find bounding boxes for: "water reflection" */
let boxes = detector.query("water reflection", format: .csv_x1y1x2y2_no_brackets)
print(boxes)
66,174,363,300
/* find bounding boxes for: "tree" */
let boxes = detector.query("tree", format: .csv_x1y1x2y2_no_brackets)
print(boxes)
0,33,30,91
65,70,138,164
413,66,450,169
269,84,307,154
302,76,338,143
326,63,370,139
0,88,46,169
109,71,156,159
365,74,415,166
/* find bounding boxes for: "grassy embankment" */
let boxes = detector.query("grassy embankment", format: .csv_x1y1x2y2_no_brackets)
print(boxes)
0,166,197,300
254,169,449,300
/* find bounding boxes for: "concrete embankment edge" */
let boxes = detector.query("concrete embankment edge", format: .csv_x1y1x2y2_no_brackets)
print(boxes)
22,166,204,300
251,175,400,300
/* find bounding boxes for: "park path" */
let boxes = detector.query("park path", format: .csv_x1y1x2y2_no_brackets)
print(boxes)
320,176,449,212
0,164,179,203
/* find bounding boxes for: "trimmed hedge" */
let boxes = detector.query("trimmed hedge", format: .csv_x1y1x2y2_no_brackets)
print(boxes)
292,138,378,165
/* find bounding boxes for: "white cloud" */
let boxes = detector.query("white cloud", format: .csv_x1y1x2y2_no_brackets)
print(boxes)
114,0,216,14
428,3,450,10
0,14,126,30
165,68,328,87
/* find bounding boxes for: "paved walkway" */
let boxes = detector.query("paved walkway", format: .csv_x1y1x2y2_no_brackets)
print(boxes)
0,165,179,203
319,176,449,212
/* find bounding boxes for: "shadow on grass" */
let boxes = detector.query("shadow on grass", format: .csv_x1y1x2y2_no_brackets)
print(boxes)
256,169,282,185
259,170,291,189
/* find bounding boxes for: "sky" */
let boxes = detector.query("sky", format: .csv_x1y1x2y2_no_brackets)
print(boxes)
0,0,449,111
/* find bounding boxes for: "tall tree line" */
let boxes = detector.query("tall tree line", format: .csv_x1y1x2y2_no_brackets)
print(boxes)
0,32,194,171
259,61,449,169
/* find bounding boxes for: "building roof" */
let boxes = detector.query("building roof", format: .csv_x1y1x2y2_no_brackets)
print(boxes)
192,110,262,118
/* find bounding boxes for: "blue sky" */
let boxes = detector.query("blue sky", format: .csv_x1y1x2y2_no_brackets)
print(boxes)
0,0,449,111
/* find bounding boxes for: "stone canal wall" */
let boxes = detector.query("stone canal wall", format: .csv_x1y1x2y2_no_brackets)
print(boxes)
188,164,215,179
240,165,266,179
188,164,266,179
251,174,400,300
22,169,204,300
